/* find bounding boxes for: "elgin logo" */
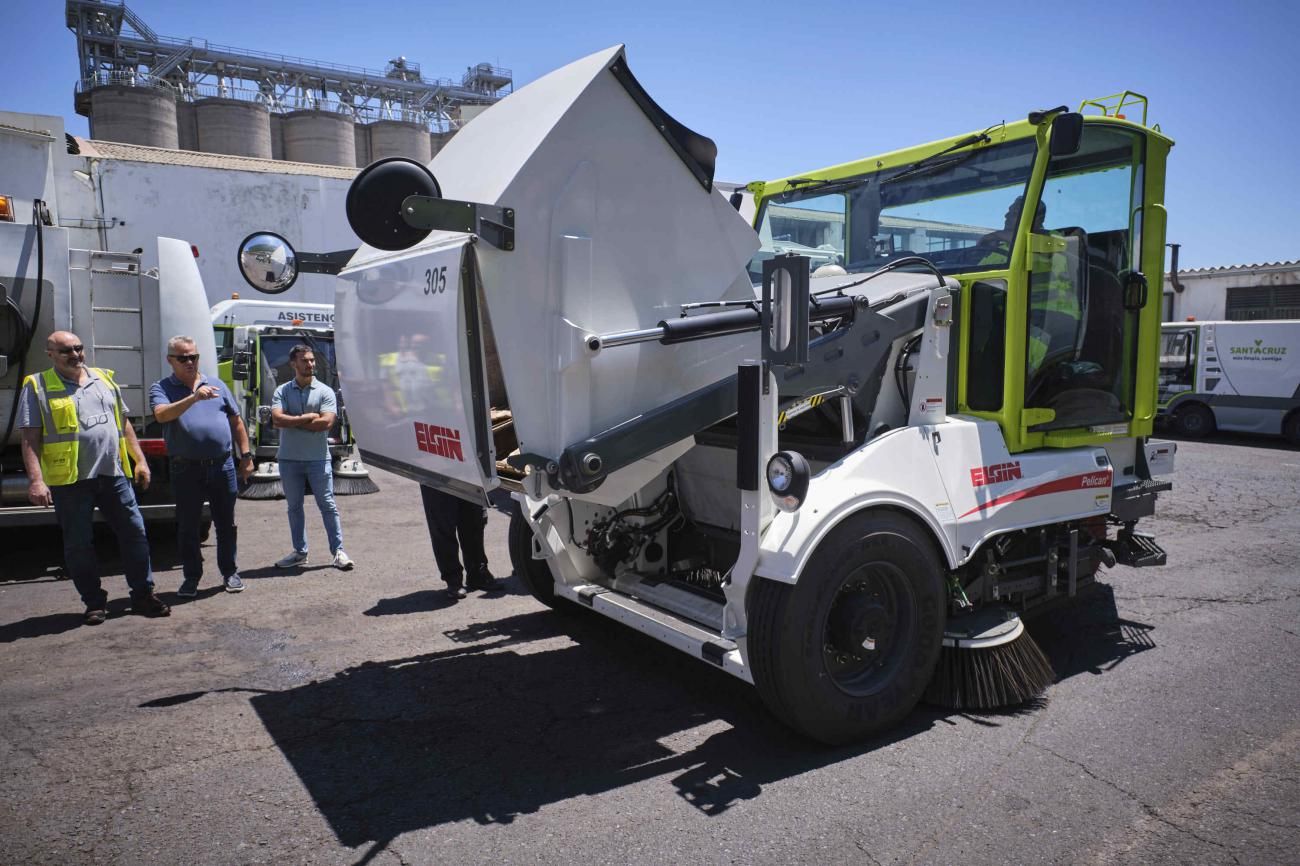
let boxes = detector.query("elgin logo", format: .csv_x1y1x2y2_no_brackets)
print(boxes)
971,461,1022,487
414,422,464,462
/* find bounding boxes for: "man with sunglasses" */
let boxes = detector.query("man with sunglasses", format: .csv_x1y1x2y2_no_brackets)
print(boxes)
18,331,170,624
150,335,254,596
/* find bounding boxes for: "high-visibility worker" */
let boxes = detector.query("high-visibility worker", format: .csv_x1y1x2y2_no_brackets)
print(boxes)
19,330,170,625
978,196,1082,381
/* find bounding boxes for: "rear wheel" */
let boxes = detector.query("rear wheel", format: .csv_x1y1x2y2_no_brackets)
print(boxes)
508,501,561,609
1172,402,1215,438
747,510,945,745
1283,411,1300,447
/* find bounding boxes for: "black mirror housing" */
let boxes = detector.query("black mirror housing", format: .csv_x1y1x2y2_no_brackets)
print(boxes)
1049,112,1084,156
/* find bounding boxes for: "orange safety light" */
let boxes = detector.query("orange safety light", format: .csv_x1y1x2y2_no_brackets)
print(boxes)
0,195,14,222
292,318,304,326
1185,316,1196,321
231,292,240,300
1115,114,1126,120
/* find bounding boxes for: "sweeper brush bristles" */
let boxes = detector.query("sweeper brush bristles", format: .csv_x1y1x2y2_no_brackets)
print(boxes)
923,610,1056,710
334,474,380,496
238,480,284,500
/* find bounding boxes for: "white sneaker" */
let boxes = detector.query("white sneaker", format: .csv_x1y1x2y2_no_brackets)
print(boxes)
332,550,355,571
276,550,308,568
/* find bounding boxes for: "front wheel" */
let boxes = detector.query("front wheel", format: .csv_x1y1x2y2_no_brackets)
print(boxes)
748,511,945,745
508,501,562,609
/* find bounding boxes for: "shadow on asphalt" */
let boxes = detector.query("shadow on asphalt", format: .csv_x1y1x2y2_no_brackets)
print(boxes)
126,582,1153,862
1029,583,1156,678
138,608,939,862
1,523,185,583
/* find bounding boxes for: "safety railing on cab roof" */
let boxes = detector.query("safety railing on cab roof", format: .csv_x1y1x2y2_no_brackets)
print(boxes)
1079,91,1157,130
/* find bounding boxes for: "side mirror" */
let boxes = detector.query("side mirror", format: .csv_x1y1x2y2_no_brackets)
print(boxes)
1049,112,1084,157
237,232,298,294
231,351,252,381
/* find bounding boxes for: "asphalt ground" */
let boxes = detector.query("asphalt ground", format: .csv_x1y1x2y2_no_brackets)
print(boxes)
1,435,1297,865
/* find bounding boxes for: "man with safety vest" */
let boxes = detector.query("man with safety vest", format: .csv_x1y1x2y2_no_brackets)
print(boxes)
19,331,170,624
978,196,1083,382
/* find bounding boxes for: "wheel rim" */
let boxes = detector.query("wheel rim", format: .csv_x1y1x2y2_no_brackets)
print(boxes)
823,561,916,696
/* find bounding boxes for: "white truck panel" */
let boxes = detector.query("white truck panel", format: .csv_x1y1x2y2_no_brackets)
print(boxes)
344,45,760,467
1211,321,1300,398
755,418,1115,582
336,238,495,493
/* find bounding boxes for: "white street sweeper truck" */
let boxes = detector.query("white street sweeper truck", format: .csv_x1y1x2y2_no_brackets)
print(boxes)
210,297,378,498
235,50,1176,744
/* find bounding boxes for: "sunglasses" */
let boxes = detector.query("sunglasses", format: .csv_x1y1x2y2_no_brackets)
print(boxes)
56,345,85,355
168,353,201,363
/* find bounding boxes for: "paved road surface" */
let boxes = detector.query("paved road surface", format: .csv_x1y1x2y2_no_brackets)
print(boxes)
1,437,1297,864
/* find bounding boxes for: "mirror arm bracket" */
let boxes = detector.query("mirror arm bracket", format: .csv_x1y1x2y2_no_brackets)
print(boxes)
297,249,357,276
400,195,516,251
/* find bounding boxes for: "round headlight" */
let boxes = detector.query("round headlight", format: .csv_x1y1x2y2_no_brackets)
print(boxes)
765,450,810,512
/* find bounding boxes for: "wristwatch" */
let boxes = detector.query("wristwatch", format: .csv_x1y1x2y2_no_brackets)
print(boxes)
240,451,254,462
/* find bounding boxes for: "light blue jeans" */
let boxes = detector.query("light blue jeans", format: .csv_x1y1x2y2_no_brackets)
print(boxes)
279,459,343,556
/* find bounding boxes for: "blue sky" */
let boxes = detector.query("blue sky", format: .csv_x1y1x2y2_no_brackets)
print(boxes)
2,0,1296,270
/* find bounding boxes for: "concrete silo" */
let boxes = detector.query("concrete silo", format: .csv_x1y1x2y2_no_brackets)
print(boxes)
282,110,356,167
269,113,286,160
176,102,198,151
366,120,432,164
354,123,371,167
195,98,272,158
430,130,455,158
88,85,179,149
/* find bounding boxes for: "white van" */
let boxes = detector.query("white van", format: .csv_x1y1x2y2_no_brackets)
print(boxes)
1158,320,1300,444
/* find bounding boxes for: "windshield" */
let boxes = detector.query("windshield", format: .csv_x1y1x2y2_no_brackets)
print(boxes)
748,137,1039,281
258,334,342,446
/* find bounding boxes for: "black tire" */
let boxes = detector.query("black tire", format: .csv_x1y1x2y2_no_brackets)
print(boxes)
1283,411,1300,447
748,510,945,745
1172,402,1215,438
509,501,561,609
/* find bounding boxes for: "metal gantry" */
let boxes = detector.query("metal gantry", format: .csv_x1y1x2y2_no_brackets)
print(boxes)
66,0,512,132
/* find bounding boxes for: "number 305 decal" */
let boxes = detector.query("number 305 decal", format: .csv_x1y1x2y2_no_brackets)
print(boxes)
423,266,447,295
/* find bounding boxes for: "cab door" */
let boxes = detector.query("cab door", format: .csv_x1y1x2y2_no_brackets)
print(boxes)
1017,122,1169,446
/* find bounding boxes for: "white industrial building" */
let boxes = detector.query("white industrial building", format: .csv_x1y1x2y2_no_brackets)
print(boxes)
2,109,353,306
1163,260,1300,322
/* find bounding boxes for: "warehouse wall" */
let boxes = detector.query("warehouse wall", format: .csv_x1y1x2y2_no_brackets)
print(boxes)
65,159,357,306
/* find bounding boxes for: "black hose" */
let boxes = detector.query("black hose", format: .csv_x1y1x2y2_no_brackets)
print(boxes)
1,200,46,470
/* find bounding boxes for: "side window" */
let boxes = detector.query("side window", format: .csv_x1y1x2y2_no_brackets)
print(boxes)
966,280,1007,411
748,192,847,281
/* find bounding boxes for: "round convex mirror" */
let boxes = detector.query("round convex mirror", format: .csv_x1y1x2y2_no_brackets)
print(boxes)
237,231,298,294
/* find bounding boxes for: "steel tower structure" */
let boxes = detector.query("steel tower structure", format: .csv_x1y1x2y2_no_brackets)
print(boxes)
67,0,512,133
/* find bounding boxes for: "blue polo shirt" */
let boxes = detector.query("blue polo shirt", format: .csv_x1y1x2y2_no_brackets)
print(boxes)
149,374,240,460
272,378,337,462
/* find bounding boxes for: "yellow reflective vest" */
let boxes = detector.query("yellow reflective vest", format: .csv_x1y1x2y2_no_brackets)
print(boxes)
23,367,132,486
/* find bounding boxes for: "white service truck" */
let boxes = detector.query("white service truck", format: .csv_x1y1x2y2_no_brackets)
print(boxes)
236,48,1177,744
1158,320,1300,444
2,117,216,527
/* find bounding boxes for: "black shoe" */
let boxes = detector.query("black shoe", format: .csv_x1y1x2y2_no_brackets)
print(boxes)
83,607,107,626
448,585,468,600
130,592,171,618
466,567,499,592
